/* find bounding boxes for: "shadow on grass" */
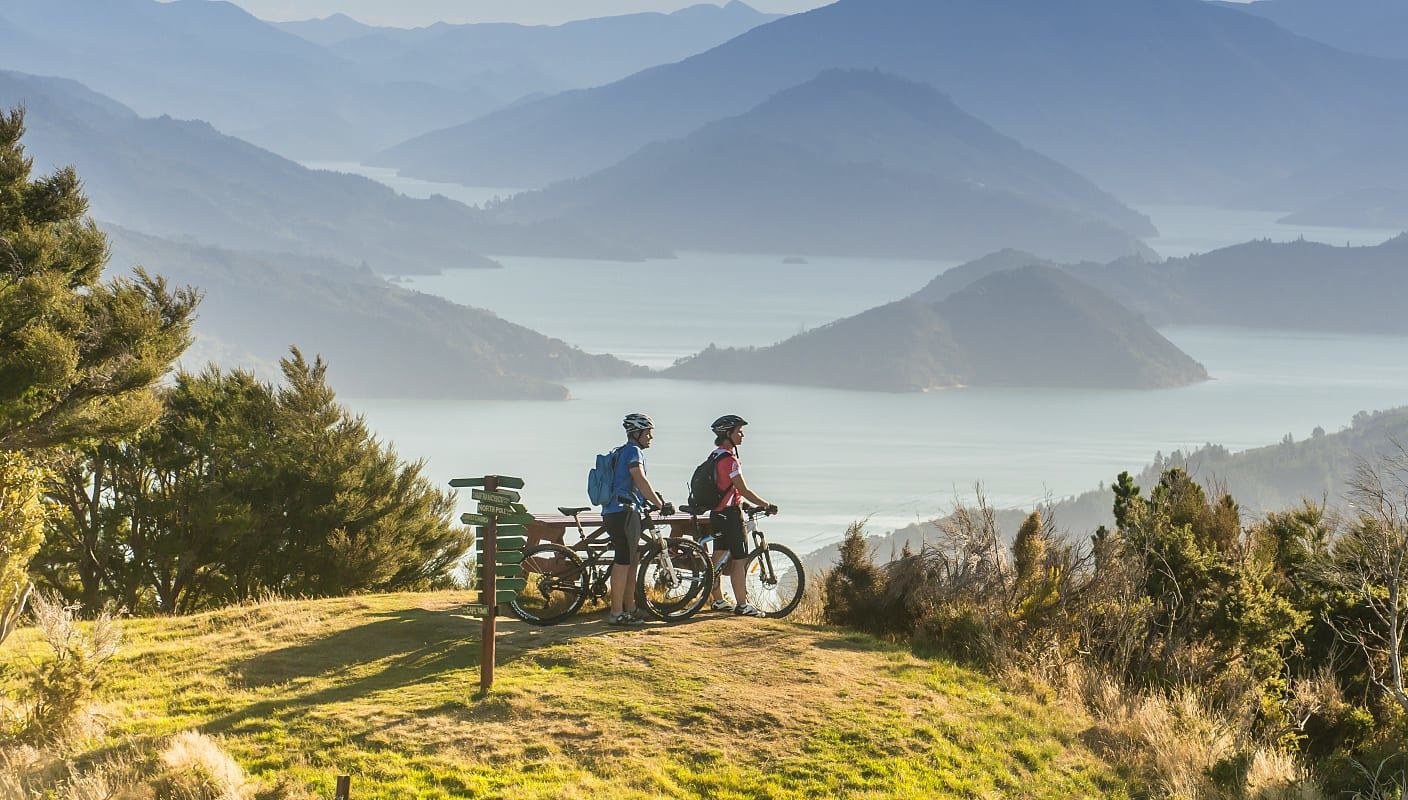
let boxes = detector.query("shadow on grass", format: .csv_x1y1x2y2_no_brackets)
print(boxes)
206,603,700,734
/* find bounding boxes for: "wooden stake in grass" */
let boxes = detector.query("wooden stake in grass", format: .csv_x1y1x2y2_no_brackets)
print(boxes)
482,475,499,694
334,775,350,800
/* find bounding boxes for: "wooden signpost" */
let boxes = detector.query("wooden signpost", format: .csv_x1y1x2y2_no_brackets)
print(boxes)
451,474,528,692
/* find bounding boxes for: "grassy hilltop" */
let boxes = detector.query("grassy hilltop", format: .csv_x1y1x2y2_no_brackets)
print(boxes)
1,592,1132,799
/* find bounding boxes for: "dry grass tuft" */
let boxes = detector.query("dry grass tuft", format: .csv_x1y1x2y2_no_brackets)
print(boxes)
155,732,254,800
1061,662,1324,800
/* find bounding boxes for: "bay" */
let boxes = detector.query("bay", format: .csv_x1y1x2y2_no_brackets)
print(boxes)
348,326,1408,551
312,162,1408,551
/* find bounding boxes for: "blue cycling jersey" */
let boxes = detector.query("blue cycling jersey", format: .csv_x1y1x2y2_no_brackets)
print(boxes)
602,441,645,514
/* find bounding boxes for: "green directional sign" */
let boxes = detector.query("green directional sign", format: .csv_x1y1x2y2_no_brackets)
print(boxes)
450,476,525,490
464,603,489,616
478,502,514,516
498,512,535,525
460,512,489,526
476,525,525,537
495,578,527,591
479,590,520,605
509,503,528,513
495,565,523,578
495,551,525,564
475,536,527,552
472,489,520,504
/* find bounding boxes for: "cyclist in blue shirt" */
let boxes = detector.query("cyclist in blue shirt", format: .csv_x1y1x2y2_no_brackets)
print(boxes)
604,413,672,626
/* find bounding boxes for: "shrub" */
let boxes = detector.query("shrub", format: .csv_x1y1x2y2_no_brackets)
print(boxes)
822,523,889,631
5,592,121,746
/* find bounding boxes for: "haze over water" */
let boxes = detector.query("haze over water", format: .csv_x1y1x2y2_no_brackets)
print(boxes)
313,165,1408,550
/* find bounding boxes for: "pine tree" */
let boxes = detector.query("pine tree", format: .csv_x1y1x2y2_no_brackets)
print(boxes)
0,107,199,452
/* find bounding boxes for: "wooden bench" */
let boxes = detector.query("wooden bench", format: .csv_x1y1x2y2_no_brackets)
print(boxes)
526,508,714,549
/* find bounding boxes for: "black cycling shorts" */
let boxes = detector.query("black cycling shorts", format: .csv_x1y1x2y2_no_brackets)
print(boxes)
710,506,748,560
603,508,641,566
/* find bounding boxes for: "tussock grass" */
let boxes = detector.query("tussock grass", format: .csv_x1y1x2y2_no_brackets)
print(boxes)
2,592,1134,798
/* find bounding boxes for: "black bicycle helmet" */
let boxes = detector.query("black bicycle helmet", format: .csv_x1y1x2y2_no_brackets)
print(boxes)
710,414,748,434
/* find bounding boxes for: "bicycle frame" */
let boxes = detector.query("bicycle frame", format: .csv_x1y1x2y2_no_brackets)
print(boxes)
694,508,780,586
565,508,680,601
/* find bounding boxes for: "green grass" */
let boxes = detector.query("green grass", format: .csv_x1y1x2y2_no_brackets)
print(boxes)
1,592,1134,798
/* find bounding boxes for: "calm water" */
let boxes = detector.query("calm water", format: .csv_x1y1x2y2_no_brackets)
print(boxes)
347,327,1408,551
300,161,523,209
326,166,1408,552
398,252,951,368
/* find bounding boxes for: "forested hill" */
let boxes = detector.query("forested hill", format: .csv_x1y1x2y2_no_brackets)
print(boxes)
0,69,641,275
804,405,1408,570
919,235,1408,335
107,228,644,400
493,70,1155,263
664,265,1207,391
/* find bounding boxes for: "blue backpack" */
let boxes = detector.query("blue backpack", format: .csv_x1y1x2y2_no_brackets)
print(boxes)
587,446,622,507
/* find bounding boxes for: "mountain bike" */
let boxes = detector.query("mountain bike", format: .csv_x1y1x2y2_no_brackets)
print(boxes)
508,504,712,625
679,503,806,619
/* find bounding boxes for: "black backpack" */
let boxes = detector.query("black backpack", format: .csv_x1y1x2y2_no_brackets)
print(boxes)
688,450,732,512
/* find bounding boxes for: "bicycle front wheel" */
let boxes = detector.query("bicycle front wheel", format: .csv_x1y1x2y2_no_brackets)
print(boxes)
636,537,712,622
509,542,587,626
745,543,805,618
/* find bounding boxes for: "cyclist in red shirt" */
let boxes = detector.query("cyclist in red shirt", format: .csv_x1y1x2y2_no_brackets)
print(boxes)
706,415,778,618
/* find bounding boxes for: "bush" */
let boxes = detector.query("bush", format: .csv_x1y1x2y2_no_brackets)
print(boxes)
4,592,121,746
822,523,889,631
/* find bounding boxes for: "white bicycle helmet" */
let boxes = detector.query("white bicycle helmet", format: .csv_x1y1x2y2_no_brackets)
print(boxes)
623,412,655,432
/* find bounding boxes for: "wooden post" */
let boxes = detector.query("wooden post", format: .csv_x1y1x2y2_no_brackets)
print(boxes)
481,474,498,692
334,775,350,800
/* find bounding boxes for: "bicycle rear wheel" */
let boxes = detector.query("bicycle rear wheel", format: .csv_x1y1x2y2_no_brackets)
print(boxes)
636,537,712,622
509,542,587,625
745,543,805,618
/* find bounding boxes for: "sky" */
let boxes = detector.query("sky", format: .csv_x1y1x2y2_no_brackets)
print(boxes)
220,0,834,26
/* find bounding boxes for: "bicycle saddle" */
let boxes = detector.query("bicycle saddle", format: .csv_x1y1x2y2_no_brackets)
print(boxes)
558,506,591,516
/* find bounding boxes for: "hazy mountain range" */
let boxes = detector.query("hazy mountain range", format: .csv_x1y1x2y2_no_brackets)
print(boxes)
493,70,1157,263
1216,0,1408,60
940,236,1408,335
106,227,643,400
374,0,1408,204
664,265,1209,391
0,0,778,160
276,2,782,101
0,70,641,274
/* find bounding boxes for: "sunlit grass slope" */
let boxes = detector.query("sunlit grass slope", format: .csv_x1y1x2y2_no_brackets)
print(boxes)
1,592,1134,799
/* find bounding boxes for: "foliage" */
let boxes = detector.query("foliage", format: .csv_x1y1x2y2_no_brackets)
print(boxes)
0,452,47,644
821,523,889,630
2,592,121,747
821,464,1408,795
37,352,470,614
0,106,198,453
